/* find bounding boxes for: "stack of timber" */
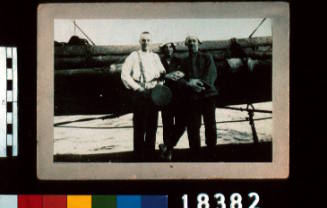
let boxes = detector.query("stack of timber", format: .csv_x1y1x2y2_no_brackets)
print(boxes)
55,36,272,71
54,36,272,115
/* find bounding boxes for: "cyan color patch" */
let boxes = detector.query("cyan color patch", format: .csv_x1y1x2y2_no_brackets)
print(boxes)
141,195,168,208
0,195,17,208
116,195,141,208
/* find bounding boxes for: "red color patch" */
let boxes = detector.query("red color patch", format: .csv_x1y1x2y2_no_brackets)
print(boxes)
18,195,42,208
43,195,67,208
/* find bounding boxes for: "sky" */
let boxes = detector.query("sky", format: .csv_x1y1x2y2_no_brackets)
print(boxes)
54,18,271,45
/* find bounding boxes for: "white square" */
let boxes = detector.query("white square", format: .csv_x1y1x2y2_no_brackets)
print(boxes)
0,195,17,208
7,91,13,102
7,68,13,80
7,134,13,146
6,48,13,58
7,112,13,124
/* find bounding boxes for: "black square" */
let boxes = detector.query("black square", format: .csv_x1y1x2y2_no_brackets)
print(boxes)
6,58,12,68
7,80,12,90
7,124,12,134
7,102,12,112
6,145,12,157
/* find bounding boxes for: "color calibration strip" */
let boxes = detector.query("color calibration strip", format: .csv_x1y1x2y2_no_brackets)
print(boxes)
0,195,168,208
0,47,18,157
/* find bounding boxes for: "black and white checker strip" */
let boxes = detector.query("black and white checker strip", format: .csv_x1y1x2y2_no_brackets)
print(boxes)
0,47,18,157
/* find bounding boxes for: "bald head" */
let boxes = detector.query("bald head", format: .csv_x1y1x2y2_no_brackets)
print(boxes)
139,32,152,52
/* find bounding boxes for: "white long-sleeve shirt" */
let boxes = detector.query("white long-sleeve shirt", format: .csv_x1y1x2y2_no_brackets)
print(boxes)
121,50,166,90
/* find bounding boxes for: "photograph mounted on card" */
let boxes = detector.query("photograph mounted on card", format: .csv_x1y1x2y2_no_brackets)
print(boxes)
37,2,289,180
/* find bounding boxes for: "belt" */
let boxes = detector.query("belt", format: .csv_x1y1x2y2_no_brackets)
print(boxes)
135,79,164,89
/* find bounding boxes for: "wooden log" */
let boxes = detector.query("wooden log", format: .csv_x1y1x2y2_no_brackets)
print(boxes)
55,55,271,77
55,55,127,69
55,67,113,76
55,36,272,57
55,46,271,70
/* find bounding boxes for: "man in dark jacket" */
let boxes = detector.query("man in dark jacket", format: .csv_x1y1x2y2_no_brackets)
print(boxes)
182,35,218,156
159,43,185,144
159,42,188,161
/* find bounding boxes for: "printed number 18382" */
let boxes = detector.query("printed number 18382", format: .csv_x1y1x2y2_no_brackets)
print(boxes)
182,192,260,208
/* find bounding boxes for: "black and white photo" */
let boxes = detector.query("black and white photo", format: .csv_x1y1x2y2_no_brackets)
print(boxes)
37,2,289,180
53,18,272,162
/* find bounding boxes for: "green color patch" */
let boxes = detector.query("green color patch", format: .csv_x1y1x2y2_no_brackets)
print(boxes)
92,195,116,208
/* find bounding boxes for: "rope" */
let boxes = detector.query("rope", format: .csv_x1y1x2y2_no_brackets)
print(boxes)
249,18,267,38
219,106,272,114
73,21,96,46
54,113,121,127
54,116,272,129
73,20,76,36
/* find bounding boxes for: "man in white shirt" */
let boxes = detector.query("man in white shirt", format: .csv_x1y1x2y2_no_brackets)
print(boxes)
121,31,166,160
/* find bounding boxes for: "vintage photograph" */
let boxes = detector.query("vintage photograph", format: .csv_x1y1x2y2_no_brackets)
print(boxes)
37,3,289,179
53,18,272,163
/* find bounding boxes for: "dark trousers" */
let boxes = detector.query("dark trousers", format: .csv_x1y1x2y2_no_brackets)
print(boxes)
132,92,158,158
162,105,174,145
186,97,217,151
162,102,187,148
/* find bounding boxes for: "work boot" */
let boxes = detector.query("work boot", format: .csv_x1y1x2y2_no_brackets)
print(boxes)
165,148,173,161
207,146,217,161
159,144,173,161
159,144,167,159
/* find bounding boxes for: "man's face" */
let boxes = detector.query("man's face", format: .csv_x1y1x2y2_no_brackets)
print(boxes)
139,33,152,52
163,44,174,58
186,37,199,54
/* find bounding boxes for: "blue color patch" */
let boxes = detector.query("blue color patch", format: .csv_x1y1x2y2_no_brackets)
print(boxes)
116,195,141,208
0,195,17,208
142,195,168,208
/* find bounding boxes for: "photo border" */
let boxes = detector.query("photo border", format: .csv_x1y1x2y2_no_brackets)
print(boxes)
37,2,289,180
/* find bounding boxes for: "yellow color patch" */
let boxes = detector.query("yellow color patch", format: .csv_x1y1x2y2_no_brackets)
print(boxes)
67,195,92,208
